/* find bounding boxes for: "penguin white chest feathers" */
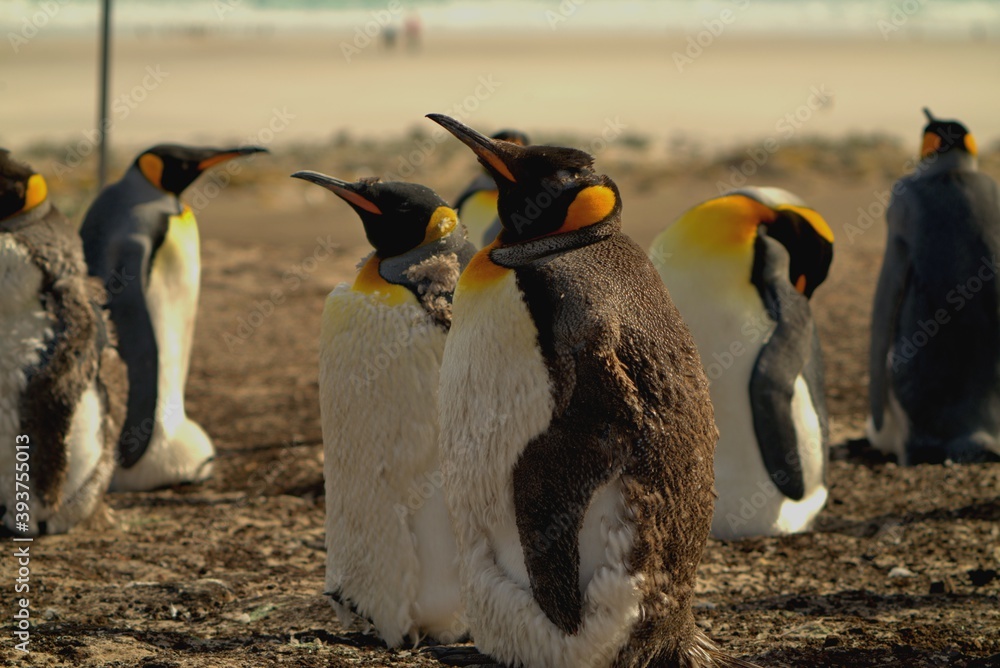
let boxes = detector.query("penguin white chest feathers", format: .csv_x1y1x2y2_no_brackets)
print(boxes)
79,143,267,491
650,187,834,540
291,171,476,646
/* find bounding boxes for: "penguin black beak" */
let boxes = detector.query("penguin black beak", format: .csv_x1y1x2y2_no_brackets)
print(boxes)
922,107,936,123
198,146,269,171
291,170,383,215
426,114,518,184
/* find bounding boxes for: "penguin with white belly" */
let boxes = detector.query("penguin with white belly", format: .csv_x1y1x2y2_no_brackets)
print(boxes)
869,109,1000,464
291,171,475,647
650,187,834,540
79,144,267,491
426,114,760,668
0,150,127,536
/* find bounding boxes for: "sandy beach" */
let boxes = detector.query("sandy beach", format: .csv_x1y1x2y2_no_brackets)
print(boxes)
4,32,1000,153
2,21,1000,668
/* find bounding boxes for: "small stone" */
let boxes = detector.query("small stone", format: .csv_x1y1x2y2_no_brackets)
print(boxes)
888,566,916,579
929,580,953,595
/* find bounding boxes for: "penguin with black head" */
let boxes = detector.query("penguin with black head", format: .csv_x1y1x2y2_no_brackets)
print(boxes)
425,115,759,668
0,150,127,535
80,144,267,491
869,109,1000,465
292,171,475,647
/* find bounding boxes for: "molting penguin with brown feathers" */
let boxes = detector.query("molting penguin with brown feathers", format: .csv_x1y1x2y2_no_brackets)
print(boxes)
0,150,127,536
869,109,1000,465
79,143,267,491
425,115,760,668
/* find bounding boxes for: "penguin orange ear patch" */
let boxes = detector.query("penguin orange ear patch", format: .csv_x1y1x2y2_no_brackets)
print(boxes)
965,133,978,156
22,174,48,212
424,206,458,244
559,185,617,233
139,153,164,188
921,132,941,158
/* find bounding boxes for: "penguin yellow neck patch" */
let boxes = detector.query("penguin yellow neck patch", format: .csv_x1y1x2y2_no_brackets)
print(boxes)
139,153,164,189
423,206,458,245
556,185,617,234
679,195,773,251
22,174,47,213
353,255,415,305
458,239,509,290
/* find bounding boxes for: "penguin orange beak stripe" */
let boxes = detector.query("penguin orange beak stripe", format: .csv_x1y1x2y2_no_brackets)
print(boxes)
290,171,383,215
426,114,517,184
198,147,268,171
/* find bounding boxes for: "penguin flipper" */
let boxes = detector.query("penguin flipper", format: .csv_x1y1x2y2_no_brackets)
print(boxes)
869,197,911,433
748,233,816,501
108,236,160,468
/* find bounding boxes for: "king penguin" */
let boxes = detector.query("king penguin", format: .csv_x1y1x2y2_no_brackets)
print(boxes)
0,150,128,535
868,109,1000,465
79,143,267,491
650,187,834,540
290,171,475,647
426,114,759,668
454,129,529,248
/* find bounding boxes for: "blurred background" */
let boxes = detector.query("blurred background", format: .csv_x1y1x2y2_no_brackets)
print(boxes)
3,0,1000,222
3,5,1000,666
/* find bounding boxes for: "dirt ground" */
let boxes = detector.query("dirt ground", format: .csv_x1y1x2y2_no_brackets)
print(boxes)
3,141,999,667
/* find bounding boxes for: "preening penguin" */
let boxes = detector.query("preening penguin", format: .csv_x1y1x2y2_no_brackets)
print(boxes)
650,187,833,540
80,144,267,491
453,129,529,248
427,114,758,668
868,108,1000,465
0,150,127,535
291,171,475,647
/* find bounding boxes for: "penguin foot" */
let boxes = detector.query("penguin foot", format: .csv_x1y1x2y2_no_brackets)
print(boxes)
422,645,505,667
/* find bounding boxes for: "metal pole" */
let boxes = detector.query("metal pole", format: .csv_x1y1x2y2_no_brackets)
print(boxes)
97,0,112,188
